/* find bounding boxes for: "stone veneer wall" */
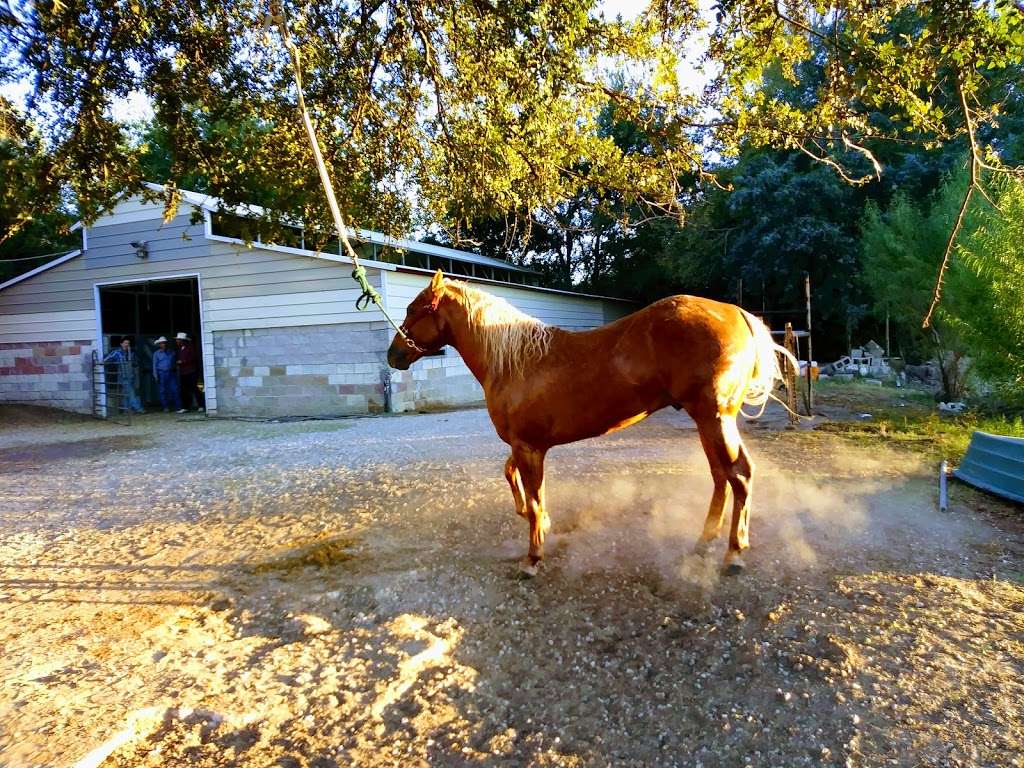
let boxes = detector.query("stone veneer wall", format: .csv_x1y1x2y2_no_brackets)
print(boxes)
213,321,395,416
388,353,484,413
213,321,487,416
0,340,95,414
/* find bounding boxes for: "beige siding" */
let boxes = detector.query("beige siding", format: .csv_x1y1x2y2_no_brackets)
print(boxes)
384,270,614,330
0,308,95,345
88,196,169,228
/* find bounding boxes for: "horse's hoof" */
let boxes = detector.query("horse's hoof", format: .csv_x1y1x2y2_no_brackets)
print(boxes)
517,558,541,578
722,551,746,576
692,538,713,556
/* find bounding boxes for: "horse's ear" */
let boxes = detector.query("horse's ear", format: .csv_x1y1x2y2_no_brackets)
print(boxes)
428,268,446,310
430,268,444,294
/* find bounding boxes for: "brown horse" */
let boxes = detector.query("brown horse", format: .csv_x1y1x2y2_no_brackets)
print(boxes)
387,270,795,576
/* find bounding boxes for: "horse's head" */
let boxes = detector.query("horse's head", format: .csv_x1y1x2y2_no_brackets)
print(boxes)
387,269,451,370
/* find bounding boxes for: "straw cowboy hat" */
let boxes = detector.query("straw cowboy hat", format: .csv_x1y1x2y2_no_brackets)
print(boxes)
175,332,190,340
154,336,169,344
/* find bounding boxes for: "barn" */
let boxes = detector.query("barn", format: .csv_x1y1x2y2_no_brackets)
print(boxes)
0,184,631,418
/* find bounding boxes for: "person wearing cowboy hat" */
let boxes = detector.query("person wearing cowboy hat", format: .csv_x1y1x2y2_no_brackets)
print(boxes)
175,332,204,412
152,336,182,413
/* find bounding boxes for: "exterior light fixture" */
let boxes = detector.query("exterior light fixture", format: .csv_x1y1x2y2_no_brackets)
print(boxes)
129,240,149,259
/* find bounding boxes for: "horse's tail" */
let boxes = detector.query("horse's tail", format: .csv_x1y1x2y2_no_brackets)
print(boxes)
739,309,799,417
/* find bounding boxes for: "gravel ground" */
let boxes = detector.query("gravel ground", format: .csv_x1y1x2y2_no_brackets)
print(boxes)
0,404,1022,767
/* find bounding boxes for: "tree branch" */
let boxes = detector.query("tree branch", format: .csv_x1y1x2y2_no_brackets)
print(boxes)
923,75,977,329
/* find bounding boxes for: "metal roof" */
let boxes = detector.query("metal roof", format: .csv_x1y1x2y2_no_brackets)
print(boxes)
148,183,534,274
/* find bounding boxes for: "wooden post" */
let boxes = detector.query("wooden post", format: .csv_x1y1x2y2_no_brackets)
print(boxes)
804,272,814,414
885,308,891,358
784,322,799,426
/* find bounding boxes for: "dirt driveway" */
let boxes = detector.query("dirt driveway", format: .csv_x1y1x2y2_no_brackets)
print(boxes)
1,405,1022,767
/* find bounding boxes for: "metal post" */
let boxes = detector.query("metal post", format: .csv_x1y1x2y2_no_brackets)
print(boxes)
804,272,814,414
939,460,948,512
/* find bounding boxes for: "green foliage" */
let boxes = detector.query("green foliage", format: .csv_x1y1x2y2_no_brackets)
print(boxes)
948,177,1024,399
863,177,962,350
2,1,1023,236
860,172,986,397
711,2,1024,166
0,0,707,237
722,152,865,332
0,99,76,281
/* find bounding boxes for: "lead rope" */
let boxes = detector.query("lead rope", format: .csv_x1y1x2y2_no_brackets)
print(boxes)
268,3,413,341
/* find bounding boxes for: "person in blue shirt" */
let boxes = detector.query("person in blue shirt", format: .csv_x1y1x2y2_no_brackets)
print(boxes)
104,336,145,414
151,336,182,413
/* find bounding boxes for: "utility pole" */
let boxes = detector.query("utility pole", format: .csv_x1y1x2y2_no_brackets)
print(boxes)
804,272,814,414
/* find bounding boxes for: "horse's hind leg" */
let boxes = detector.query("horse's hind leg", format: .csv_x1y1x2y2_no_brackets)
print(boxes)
693,417,730,554
721,414,754,574
692,408,754,574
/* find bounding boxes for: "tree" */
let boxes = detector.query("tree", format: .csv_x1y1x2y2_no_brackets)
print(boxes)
948,176,1024,400
3,1,1023,239
0,98,76,282
861,173,982,399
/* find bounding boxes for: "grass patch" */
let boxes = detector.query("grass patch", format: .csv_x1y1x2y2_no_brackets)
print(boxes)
818,412,1024,461
812,381,1024,461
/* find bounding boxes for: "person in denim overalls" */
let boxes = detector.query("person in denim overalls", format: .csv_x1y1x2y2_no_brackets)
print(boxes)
104,337,144,414
151,336,182,413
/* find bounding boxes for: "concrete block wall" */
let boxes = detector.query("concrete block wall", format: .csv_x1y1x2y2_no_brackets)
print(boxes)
0,340,95,414
213,321,394,416
389,351,484,412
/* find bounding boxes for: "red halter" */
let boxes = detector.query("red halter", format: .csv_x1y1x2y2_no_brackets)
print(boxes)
397,294,442,354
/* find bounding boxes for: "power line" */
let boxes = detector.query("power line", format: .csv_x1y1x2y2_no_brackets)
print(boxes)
0,249,75,263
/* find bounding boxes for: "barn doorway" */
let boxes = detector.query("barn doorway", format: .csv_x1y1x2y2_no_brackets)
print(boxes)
97,277,203,408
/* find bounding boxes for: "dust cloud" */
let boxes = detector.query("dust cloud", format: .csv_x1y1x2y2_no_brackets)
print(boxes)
543,452,904,593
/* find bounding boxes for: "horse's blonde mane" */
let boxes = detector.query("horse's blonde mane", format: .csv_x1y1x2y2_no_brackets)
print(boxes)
451,282,553,378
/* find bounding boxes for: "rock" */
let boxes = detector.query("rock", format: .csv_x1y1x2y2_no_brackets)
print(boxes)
297,613,333,636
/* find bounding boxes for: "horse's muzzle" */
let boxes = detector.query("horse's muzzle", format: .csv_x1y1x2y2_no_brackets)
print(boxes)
387,345,412,370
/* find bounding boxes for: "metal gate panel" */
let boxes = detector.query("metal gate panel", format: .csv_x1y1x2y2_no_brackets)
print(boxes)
91,351,132,426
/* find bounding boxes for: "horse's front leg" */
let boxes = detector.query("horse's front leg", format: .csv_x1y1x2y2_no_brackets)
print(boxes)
511,443,548,576
504,454,526,519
